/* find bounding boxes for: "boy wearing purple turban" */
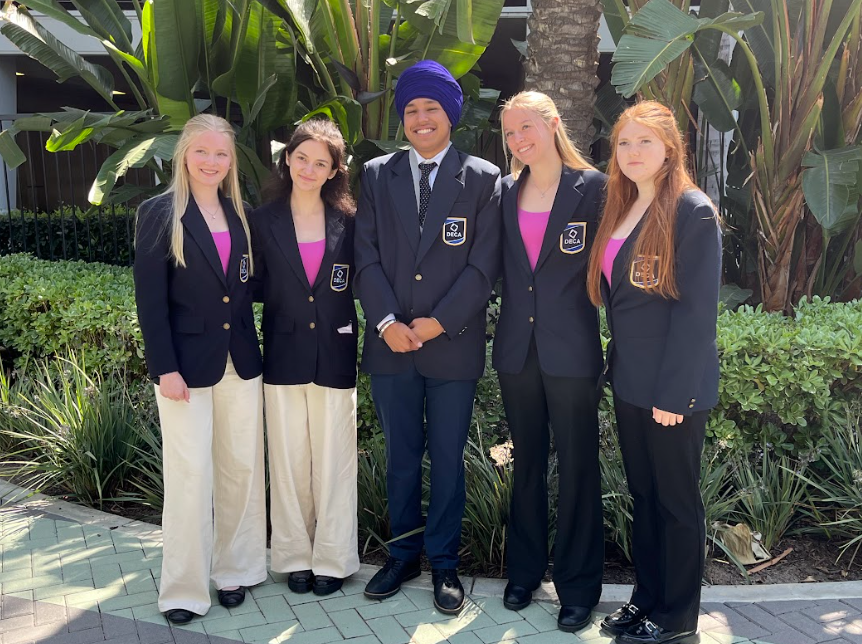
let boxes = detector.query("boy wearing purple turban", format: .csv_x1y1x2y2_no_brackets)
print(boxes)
355,60,502,614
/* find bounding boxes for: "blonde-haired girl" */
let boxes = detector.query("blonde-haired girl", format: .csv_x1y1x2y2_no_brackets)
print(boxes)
493,91,606,632
134,113,265,624
588,101,721,644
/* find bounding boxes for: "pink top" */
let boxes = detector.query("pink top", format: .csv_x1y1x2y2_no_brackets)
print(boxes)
298,239,326,286
518,208,552,271
602,237,627,285
212,230,231,275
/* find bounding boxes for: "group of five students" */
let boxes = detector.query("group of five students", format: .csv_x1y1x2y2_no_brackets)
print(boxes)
133,60,720,644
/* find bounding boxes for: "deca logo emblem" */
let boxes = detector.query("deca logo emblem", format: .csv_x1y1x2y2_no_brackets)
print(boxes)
330,264,349,292
442,217,467,246
239,254,250,283
629,255,660,289
559,222,586,254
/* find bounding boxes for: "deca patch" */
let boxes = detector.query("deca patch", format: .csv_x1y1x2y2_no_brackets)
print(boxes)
239,254,250,283
442,217,467,246
330,264,349,292
559,222,586,254
629,255,660,289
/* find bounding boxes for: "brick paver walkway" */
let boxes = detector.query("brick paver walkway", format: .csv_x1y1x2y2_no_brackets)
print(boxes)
1,503,862,644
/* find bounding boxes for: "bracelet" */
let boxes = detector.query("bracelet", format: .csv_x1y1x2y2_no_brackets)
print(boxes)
378,319,396,337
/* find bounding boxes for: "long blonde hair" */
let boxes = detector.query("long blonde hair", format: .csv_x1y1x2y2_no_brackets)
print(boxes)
164,114,253,273
500,91,594,179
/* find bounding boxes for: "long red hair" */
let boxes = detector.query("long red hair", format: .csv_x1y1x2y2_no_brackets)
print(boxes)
587,101,698,305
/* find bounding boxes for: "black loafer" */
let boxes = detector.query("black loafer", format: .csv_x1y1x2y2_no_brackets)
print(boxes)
165,609,194,624
432,568,465,615
618,618,699,643
364,557,421,599
601,602,646,636
288,570,315,594
313,575,343,596
217,587,245,608
557,605,592,632
502,582,532,611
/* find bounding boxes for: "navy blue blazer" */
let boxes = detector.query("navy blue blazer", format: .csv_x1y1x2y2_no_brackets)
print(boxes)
250,202,358,389
133,193,263,388
492,167,606,378
354,146,502,380
601,190,722,416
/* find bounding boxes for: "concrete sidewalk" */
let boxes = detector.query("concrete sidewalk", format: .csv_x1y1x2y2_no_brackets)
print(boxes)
1,482,861,644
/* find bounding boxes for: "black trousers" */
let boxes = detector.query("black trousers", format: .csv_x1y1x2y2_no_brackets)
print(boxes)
498,339,603,607
614,394,707,633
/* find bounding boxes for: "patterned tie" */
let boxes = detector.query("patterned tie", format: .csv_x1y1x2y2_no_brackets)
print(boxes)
418,162,436,228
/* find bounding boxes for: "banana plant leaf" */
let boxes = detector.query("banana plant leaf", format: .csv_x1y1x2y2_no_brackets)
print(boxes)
69,0,134,52
151,0,201,105
691,54,741,132
89,134,179,205
801,146,862,235
610,0,763,98
301,97,365,146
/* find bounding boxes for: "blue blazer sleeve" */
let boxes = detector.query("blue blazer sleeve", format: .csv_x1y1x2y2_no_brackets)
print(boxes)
653,196,722,415
354,164,403,328
431,168,502,337
133,196,179,378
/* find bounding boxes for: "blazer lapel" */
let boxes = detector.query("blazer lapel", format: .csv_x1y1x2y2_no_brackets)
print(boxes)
182,198,226,286
503,173,532,276
609,217,645,300
416,146,464,264
533,168,585,273
270,206,311,289
388,151,421,255
222,194,245,290
312,207,347,291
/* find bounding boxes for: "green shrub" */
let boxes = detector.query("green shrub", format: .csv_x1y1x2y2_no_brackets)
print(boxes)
0,254,143,374
0,207,136,265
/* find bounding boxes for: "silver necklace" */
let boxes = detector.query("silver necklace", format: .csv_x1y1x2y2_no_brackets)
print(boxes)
535,173,561,199
197,201,221,221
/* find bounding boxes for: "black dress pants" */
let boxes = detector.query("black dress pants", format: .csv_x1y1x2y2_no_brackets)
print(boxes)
614,394,708,633
498,339,603,607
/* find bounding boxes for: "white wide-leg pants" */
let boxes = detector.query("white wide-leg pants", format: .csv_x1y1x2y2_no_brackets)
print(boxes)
155,357,266,615
265,383,360,579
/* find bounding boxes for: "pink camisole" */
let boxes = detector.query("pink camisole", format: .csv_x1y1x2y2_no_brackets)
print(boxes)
518,208,551,271
211,230,231,275
602,237,627,286
298,239,326,286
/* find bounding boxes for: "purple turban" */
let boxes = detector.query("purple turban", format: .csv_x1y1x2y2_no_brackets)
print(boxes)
394,60,464,127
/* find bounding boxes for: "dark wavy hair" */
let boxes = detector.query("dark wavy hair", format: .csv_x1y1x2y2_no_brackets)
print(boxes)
264,118,356,215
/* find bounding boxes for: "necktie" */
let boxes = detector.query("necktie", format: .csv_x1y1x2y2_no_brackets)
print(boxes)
418,162,436,228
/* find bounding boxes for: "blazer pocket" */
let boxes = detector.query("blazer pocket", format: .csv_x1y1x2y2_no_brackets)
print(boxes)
173,316,204,334
274,317,295,333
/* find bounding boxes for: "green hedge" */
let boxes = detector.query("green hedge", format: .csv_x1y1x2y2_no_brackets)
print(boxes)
0,207,136,265
1,254,861,456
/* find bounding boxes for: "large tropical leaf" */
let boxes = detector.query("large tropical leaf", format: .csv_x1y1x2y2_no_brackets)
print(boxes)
611,0,763,98
600,0,629,44
0,115,54,168
301,97,364,145
691,53,741,132
400,0,502,47
69,0,134,52
15,0,102,39
801,146,862,234
89,134,179,205
151,0,201,104
0,4,116,106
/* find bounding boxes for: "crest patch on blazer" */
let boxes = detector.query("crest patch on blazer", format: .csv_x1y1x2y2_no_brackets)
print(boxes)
239,254,250,283
330,264,349,292
629,255,660,289
442,217,467,246
559,222,586,254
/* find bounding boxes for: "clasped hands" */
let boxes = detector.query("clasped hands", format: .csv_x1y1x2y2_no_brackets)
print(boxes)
382,317,444,353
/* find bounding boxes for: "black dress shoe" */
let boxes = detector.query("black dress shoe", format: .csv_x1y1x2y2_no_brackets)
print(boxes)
601,602,646,635
313,575,343,596
431,568,464,615
502,582,532,611
217,587,245,608
557,605,592,632
288,570,315,594
165,609,194,624
364,557,421,599
618,618,699,643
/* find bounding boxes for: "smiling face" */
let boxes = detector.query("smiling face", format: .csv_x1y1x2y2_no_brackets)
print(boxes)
184,130,233,190
615,121,669,188
502,107,558,166
403,97,451,158
286,139,337,195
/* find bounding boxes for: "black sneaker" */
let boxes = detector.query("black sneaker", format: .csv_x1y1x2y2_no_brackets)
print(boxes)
364,557,421,599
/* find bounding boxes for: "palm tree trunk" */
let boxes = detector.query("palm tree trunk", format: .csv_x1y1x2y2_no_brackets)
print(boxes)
524,0,603,153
